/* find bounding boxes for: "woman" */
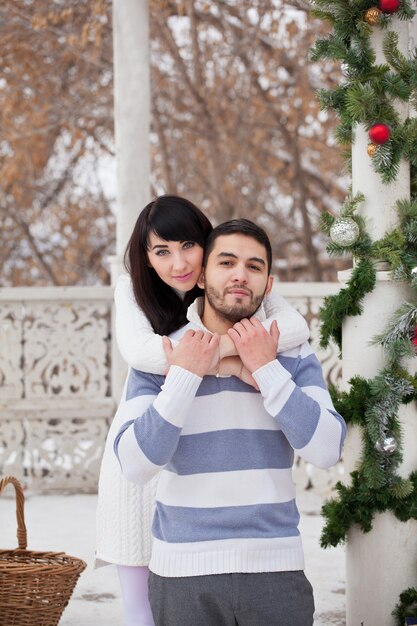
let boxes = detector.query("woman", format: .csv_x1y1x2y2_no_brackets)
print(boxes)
96,195,309,626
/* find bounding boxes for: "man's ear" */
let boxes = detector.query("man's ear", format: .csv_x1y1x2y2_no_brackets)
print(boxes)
265,275,274,296
197,269,205,289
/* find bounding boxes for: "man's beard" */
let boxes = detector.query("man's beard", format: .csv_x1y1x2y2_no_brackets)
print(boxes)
205,284,265,324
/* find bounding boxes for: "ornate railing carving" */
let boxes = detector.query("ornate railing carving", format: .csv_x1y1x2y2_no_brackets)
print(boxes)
0,287,114,492
0,283,342,493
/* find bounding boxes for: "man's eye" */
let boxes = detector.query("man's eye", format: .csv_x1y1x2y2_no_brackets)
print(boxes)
220,261,232,266
249,265,261,271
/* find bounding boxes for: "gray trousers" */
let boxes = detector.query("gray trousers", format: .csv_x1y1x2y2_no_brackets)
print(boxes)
148,571,314,626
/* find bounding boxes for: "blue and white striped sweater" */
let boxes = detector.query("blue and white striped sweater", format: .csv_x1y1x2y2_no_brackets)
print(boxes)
114,323,346,578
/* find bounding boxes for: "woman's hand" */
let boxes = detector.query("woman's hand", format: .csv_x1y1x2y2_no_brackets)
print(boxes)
219,356,259,390
219,333,237,359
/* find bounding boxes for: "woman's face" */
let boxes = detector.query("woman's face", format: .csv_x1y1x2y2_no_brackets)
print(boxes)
147,231,204,292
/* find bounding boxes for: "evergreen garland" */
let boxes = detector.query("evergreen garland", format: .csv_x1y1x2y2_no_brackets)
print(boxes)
310,0,417,616
319,201,417,546
311,0,417,186
318,198,417,351
317,197,417,575
319,258,376,350
393,588,417,625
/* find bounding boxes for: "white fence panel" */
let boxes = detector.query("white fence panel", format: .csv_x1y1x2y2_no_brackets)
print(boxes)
0,283,342,493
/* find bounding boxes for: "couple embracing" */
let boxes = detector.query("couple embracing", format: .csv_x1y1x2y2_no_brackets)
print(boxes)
97,196,346,626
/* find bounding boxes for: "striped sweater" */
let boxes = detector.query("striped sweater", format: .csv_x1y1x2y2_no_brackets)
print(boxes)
114,310,346,578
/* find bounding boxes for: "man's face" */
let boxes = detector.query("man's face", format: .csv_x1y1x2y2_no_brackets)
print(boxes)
199,233,273,324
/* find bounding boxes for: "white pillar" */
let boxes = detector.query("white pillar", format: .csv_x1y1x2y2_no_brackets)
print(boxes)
351,17,410,240
343,16,417,626
110,0,151,400
342,273,417,626
110,0,151,282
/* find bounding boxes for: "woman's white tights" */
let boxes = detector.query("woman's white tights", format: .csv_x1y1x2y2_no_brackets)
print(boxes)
117,565,155,626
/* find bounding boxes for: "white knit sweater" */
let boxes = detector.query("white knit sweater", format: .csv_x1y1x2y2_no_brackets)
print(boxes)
95,275,310,567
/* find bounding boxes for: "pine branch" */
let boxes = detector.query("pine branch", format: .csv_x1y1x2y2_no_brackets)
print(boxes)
319,258,376,350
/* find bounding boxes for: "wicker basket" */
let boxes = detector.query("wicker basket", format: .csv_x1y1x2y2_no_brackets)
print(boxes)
0,475,87,626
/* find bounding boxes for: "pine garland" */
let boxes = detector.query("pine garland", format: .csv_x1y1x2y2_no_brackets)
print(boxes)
393,588,417,625
322,367,417,548
319,198,417,351
320,202,417,547
319,259,376,350
310,0,417,616
321,470,417,548
311,0,417,183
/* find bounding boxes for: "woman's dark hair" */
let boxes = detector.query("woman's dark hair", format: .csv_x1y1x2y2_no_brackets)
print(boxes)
124,195,213,335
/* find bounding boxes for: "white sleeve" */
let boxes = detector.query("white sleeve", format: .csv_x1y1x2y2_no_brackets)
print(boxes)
262,283,310,352
115,274,178,374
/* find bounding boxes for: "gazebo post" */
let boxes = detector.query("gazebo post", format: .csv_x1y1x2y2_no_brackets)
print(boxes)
109,0,151,400
343,16,417,625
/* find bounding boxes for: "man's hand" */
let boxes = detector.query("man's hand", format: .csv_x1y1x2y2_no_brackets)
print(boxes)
227,318,279,373
162,329,220,377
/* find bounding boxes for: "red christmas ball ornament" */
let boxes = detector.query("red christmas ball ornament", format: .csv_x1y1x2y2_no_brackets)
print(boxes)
413,325,417,349
379,0,400,13
368,123,391,145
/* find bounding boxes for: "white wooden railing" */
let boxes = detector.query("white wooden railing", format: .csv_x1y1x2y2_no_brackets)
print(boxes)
0,283,341,493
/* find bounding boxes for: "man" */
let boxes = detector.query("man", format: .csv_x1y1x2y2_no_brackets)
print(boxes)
114,219,346,626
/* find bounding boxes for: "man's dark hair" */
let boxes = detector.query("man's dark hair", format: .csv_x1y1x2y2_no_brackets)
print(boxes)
203,219,272,274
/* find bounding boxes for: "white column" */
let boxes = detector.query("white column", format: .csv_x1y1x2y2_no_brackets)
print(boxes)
342,273,417,625
110,0,151,400
343,16,417,626
351,18,410,240
110,0,151,282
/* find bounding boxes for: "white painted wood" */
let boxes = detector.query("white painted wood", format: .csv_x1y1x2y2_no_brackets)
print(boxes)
352,18,410,241
112,0,151,272
0,284,341,492
0,286,113,301
110,0,152,401
346,513,417,626
345,16,417,626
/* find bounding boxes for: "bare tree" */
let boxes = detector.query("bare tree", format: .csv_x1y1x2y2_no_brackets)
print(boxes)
1,0,347,286
149,1,347,279
0,0,114,285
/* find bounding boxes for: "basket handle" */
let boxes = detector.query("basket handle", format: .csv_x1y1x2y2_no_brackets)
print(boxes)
0,475,27,550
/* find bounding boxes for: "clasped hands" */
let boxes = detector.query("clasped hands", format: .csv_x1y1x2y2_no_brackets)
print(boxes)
162,319,279,387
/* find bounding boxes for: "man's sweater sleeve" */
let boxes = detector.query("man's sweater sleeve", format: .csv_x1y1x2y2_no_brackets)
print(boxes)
114,365,202,485
252,343,346,469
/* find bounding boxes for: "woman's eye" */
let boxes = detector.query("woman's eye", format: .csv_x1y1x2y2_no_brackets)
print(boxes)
183,241,195,249
155,250,169,256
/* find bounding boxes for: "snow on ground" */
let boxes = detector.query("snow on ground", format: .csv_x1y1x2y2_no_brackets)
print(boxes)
0,488,345,625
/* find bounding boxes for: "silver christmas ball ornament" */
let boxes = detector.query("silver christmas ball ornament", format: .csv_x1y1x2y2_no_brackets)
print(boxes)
330,218,360,247
375,436,397,455
411,266,417,276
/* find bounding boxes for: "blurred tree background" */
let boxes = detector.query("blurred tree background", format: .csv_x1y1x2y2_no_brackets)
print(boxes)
0,0,348,286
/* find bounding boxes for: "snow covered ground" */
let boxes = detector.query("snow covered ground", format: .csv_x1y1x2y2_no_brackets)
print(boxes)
0,489,345,625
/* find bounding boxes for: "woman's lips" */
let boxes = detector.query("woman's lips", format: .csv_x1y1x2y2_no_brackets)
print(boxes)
173,272,193,281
